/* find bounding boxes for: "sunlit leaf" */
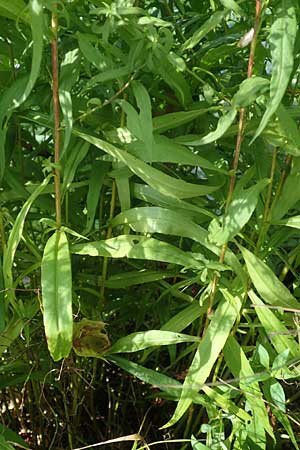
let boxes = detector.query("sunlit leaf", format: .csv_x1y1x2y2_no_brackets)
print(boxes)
41,230,73,361
252,0,297,141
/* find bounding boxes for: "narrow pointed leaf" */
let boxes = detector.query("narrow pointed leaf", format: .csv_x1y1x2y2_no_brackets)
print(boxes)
162,290,241,428
75,130,222,198
240,246,300,310
3,175,51,308
175,108,237,146
209,179,269,245
252,0,297,141
182,10,227,51
107,330,200,354
41,231,73,361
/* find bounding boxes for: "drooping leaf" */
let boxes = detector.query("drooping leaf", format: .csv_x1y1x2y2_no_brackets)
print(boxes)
75,130,222,198
107,330,200,354
62,140,90,196
249,290,299,359
240,246,300,310
152,108,220,133
175,108,237,146
110,206,246,283
3,175,51,309
0,0,44,182
232,77,269,108
224,336,274,447
129,135,227,173
41,230,73,361
0,0,29,23
72,235,203,270
271,158,300,221
182,10,227,51
161,289,241,428
59,49,80,155
252,0,297,141
209,179,269,245
85,161,109,233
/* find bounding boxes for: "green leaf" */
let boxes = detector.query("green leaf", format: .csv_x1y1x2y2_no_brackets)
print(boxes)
161,289,241,428
107,330,200,354
85,161,109,233
273,215,300,229
75,130,222,199
251,0,297,141
240,246,300,310
15,0,44,107
110,206,246,283
0,435,15,450
249,290,300,360
219,0,244,15
0,424,30,449
209,179,269,245
59,49,80,155
62,140,90,196
0,0,44,182
0,0,29,22
175,108,237,146
72,235,203,270
132,81,153,160
270,380,286,412
270,158,300,221
41,230,73,361
105,270,176,289
153,108,220,133
130,135,226,173
182,10,227,51
154,51,192,106
232,77,269,108
3,175,51,309
224,336,274,445
161,302,206,333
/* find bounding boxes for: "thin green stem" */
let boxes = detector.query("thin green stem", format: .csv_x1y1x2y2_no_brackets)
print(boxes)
51,6,62,229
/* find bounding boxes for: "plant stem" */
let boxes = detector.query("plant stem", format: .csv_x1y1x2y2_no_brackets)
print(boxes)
100,181,117,302
205,0,263,321
51,6,61,229
255,148,277,253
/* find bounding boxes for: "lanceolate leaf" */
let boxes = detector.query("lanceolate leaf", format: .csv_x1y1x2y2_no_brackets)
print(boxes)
249,291,299,359
107,330,200,354
0,0,29,22
162,290,241,428
209,179,269,245
224,336,274,446
3,175,51,309
240,246,300,310
175,108,237,146
75,130,222,198
252,0,297,142
72,235,203,270
0,0,44,182
41,231,73,361
111,206,246,283
182,10,227,51
59,49,80,155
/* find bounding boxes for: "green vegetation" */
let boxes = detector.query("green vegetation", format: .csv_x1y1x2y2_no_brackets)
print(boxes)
1,0,300,448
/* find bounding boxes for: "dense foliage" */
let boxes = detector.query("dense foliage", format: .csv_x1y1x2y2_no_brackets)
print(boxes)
1,0,300,449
